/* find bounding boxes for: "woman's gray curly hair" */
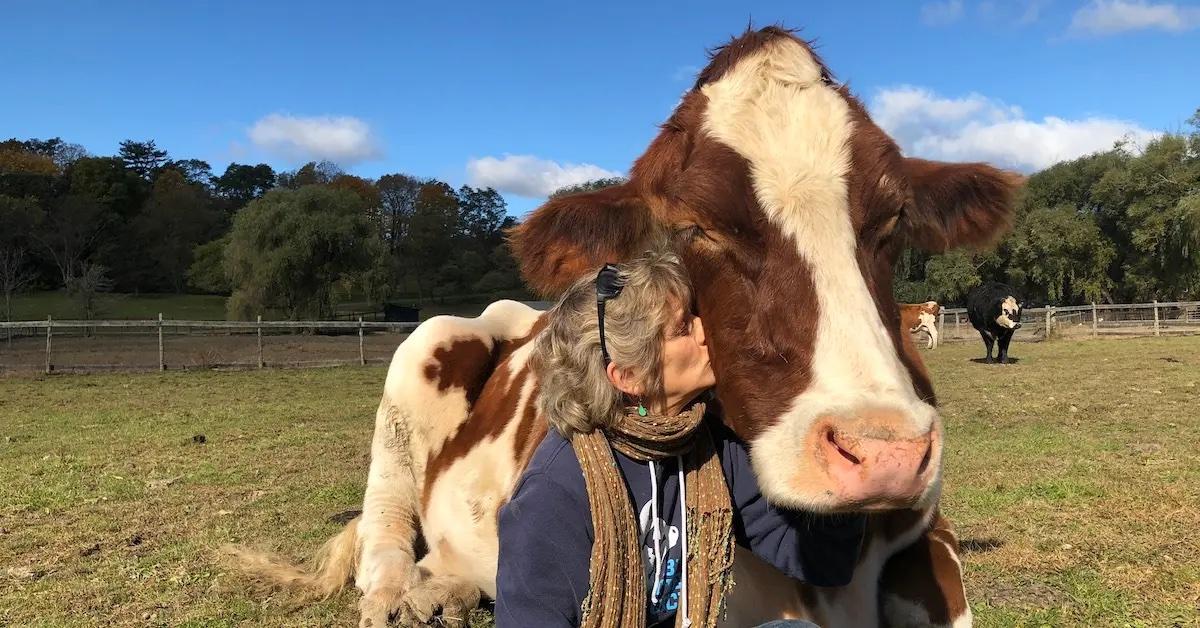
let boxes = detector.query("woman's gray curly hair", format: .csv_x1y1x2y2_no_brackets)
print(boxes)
531,249,693,438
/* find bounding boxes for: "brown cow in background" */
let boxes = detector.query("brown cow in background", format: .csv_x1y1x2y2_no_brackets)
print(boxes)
901,301,941,349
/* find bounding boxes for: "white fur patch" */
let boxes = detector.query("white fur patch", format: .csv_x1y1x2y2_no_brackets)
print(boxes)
996,296,1020,329
700,37,939,509
917,312,939,349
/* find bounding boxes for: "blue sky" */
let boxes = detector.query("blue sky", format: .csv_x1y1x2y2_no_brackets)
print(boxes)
4,0,1198,215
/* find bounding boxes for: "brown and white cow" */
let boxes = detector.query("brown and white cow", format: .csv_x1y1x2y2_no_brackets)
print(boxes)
901,302,942,350
232,27,1019,628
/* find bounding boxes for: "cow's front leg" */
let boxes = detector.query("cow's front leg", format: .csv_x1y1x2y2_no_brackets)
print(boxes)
997,331,1013,364
357,402,423,627
878,511,971,628
978,331,994,363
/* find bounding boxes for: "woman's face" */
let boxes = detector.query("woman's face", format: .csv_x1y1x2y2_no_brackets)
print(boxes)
660,304,716,410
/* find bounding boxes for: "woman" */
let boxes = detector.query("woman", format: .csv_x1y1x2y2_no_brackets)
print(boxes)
495,250,864,628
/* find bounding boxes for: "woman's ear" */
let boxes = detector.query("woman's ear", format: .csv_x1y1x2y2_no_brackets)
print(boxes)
605,362,643,397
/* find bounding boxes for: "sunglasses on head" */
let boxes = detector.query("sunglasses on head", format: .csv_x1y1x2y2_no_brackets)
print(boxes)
595,263,624,367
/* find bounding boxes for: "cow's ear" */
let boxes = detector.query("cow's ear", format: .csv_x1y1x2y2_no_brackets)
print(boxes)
901,158,1023,252
508,184,653,296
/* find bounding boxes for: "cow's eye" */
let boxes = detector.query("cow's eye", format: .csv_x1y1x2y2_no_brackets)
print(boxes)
881,214,900,237
673,223,707,241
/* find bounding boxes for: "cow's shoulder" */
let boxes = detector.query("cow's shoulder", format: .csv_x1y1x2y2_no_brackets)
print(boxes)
383,300,547,401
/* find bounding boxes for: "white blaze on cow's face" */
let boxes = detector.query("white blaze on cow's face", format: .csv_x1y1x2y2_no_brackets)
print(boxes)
700,37,941,513
996,296,1021,329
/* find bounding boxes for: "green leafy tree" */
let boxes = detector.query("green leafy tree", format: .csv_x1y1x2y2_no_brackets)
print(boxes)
376,173,422,253
135,169,221,292
458,185,508,248
549,176,627,198
923,250,984,304
277,161,343,189
187,237,231,294
163,158,213,189
118,140,169,180
1001,205,1115,303
224,186,386,319
213,163,277,209
402,181,461,301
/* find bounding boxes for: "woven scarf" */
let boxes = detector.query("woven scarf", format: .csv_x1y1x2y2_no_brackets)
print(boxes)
572,402,736,628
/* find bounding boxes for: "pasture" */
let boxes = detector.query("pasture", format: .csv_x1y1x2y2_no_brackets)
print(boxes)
1,337,1198,627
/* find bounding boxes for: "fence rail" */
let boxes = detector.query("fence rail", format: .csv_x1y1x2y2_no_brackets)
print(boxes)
3,300,1198,375
1,315,421,375
934,300,1200,344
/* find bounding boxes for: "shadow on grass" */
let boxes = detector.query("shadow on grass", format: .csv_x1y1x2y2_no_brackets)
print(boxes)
959,537,1005,554
968,357,1022,364
327,509,361,525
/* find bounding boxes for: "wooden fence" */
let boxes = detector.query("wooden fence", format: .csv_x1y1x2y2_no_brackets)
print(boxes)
2,300,1197,375
935,301,1200,343
0,316,420,374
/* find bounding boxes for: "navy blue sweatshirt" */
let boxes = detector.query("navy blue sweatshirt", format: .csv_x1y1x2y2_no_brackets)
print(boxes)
495,419,866,627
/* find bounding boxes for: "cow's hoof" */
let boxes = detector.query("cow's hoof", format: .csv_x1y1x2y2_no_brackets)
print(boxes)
359,586,405,628
396,582,476,627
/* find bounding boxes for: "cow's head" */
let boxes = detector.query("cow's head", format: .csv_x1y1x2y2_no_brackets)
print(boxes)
510,27,1021,513
997,297,1022,329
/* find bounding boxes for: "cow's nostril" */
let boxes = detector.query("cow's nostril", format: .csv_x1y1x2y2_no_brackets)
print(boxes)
826,429,861,465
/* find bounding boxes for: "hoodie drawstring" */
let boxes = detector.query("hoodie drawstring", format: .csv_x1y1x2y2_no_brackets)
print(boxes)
677,454,691,628
648,460,664,603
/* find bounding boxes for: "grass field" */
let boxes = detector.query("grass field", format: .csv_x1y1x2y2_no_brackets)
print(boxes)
1,337,1198,627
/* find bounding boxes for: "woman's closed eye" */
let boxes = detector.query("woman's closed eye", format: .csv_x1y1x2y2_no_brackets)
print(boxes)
671,314,694,338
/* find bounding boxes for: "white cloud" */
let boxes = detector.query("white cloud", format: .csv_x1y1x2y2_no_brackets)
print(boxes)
870,86,1160,171
248,113,382,165
1068,0,1200,35
921,0,965,26
466,154,623,198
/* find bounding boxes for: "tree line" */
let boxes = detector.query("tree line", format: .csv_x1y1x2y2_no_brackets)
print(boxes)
3,108,1197,321
0,139,526,320
898,110,1200,306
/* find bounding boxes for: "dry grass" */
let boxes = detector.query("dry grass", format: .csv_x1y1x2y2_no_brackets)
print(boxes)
1,337,1198,626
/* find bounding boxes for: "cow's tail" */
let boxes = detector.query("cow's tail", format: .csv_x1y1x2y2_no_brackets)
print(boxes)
221,516,360,601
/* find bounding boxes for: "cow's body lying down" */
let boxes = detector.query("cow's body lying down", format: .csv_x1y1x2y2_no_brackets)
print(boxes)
239,301,969,626
234,26,1018,627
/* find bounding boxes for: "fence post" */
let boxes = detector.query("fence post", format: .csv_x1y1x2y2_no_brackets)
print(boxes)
1153,300,1160,336
938,308,945,337
157,313,165,371
1091,302,1098,338
955,311,960,338
44,315,52,374
358,316,366,366
1045,306,1053,341
256,315,264,369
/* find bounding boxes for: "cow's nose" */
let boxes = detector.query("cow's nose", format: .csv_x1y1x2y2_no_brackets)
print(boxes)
1013,322,1022,330
813,409,939,510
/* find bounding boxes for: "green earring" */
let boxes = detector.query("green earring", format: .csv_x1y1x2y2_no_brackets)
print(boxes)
637,402,648,417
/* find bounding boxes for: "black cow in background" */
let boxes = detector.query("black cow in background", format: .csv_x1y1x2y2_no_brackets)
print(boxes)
968,282,1023,363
